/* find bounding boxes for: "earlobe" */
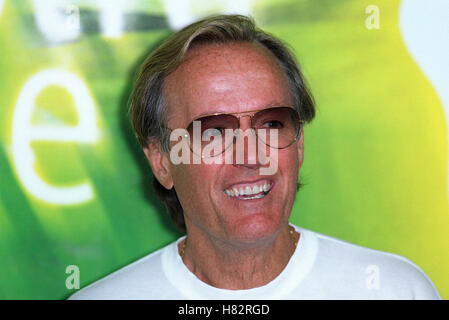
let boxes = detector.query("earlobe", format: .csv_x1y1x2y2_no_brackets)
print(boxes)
143,142,174,190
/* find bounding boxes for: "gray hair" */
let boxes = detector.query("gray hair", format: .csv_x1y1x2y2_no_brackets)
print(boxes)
129,14,315,231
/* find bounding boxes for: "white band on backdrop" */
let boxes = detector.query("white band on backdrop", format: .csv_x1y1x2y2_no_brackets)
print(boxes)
399,0,449,203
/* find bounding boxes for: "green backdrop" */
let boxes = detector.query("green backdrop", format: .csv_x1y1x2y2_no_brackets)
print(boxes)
0,0,447,299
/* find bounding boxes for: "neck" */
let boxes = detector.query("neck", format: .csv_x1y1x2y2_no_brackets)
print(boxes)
178,223,299,290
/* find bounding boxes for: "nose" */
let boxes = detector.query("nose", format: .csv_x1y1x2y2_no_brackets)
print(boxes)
232,116,261,169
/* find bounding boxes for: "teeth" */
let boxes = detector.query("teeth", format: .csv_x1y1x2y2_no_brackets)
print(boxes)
241,193,265,200
224,182,271,198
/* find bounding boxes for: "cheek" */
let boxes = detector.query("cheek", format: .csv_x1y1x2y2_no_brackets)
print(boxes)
169,164,220,205
278,148,301,189
278,145,299,168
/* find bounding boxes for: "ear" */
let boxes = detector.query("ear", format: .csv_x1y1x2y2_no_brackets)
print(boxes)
143,141,174,190
297,129,304,168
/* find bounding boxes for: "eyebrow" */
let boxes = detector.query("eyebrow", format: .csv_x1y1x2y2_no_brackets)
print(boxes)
189,101,288,121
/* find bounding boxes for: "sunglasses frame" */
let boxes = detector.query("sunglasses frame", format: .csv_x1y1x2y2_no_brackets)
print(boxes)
167,106,304,156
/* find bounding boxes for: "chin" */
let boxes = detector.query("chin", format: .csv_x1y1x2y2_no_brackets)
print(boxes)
230,213,282,244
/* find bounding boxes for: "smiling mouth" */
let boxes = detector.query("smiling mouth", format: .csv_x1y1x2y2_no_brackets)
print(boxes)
224,180,272,200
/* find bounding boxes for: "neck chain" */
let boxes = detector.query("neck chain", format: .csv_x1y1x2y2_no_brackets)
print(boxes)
180,226,298,258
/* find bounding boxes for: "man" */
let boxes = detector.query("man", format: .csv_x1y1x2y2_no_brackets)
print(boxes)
70,15,440,299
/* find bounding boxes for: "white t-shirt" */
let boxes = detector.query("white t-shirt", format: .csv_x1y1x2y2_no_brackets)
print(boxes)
69,224,441,300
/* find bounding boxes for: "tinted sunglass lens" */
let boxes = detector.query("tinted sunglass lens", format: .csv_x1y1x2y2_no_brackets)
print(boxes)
187,114,239,156
253,107,300,148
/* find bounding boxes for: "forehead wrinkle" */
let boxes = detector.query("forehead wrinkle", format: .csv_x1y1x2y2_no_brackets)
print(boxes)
181,42,285,84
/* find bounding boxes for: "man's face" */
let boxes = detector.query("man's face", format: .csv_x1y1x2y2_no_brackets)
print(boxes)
162,42,304,245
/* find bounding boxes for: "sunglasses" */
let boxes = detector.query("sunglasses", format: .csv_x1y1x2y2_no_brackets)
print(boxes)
168,106,303,158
